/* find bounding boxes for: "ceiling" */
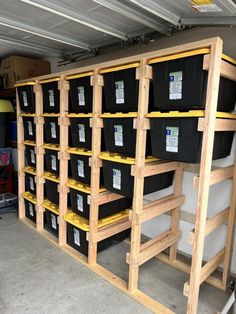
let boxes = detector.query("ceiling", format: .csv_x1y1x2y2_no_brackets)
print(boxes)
0,0,235,60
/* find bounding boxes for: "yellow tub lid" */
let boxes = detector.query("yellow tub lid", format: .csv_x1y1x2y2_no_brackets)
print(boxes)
63,209,129,232
39,77,60,84
23,166,36,175
43,199,59,215
147,110,236,119
20,113,36,117
21,191,37,204
43,171,60,183
43,143,60,151
67,113,93,118
68,147,92,156
41,113,60,117
66,71,93,80
101,112,138,118
100,62,140,74
15,81,35,87
23,140,36,146
100,152,157,165
67,178,106,194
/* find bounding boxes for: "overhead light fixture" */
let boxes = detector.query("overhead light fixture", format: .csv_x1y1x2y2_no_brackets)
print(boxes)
19,0,127,40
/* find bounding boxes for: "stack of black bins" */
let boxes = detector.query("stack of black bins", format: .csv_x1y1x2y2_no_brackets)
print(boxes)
147,50,236,164
65,73,132,256
100,63,174,198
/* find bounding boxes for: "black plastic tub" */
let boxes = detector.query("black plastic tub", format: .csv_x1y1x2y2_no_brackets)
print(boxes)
25,173,36,194
102,115,152,157
69,75,93,113
42,81,60,113
23,117,35,141
17,85,35,113
25,146,36,167
100,153,174,198
44,117,60,144
69,117,92,150
69,186,132,219
148,112,235,163
45,179,59,205
25,199,36,223
102,66,154,113
0,126,6,147
44,209,59,237
151,53,236,112
45,149,59,176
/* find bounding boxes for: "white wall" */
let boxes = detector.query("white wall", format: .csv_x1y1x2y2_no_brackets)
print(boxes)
46,26,236,274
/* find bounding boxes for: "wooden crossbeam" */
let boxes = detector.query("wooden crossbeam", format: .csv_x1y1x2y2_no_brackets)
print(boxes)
189,207,230,245
198,118,236,132
88,191,124,206
193,166,234,189
131,161,181,177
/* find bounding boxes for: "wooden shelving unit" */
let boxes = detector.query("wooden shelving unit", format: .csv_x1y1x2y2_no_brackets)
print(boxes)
17,37,236,314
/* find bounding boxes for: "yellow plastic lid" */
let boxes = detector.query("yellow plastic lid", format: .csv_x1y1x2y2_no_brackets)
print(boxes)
43,199,59,215
66,71,93,80
147,110,236,119
22,166,36,175
21,191,37,204
23,140,36,147
63,209,129,231
101,112,138,118
67,178,106,194
99,152,157,165
39,77,60,84
20,113,36,117
43,143,60,151
68,147,92,156
41,113,60,117
43,171,60,183
67,113,93,118
15,81,35,87
100,62,140,74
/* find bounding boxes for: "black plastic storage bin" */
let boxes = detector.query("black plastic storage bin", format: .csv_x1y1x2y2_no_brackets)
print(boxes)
0,126,6,147
151,52,236,112
42,81,60,113
25,199,36,223
23,116,36,141
25,146,36,167
17,84,35,113
100,153,174,198
69,186,132,220
45,149,59,176
25,173,36,194
45,179,59,205
69,151,103,185
44,209,59,237
68,75,93,113
64,210,130,256
44,117,60,144
102,114,152,157
102,65,154,113
69,116,92,149
148,111,235,163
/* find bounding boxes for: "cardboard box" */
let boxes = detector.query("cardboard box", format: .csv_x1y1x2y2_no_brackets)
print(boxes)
0,55,51,89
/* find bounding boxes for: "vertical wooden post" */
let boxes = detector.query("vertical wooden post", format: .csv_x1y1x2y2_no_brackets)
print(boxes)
17,91,26,219
186,38,223,314
58,77,70,246
35,81,44,230
128,61,152,292
88,71,104,265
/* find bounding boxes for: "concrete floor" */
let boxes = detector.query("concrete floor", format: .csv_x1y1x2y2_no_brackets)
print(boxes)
0,213,231,314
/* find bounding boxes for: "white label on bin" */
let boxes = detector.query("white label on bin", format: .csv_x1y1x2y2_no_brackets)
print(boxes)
50,122,57,139
77,194,84,212
112,168,121,190
77,160,84,178
22,91,28,107
169,71,182,100
30,150,35,164
78,124,85,143
29,203,34,217
51,155,57,171
73,228,81,246
115,80,125,104
166,127,179,153
29,176,35,191
114,125,123,147
77,86,85,107
27,121,33,136
48,89,55,107
51,213,57,230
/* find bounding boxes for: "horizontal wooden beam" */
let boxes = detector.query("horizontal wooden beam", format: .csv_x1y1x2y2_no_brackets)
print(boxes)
131,161,182,177
189,207,230,245
198,118,236,132
203,54,236,82
88,191,125,206
193,166,234,189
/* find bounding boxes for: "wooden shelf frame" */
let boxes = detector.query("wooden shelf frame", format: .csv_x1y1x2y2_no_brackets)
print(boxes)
17,36,236,314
